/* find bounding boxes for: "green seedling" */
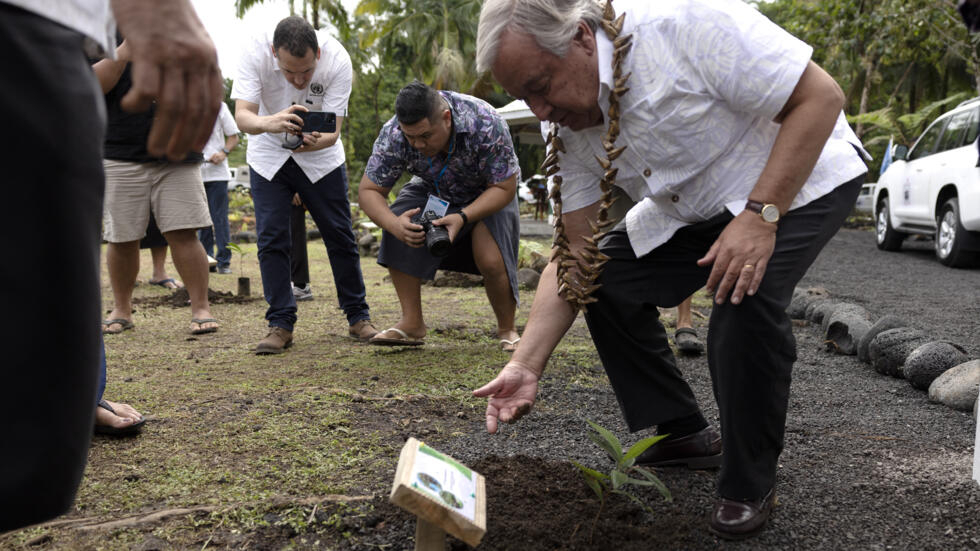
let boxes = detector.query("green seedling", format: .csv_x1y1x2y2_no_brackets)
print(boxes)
571,419,672,541
226,242,248,278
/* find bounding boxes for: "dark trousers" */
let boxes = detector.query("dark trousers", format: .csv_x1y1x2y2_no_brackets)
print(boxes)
0,5,105,530
199,180,231,268
250,159,369,330
290,203,310,288
585,176,864,500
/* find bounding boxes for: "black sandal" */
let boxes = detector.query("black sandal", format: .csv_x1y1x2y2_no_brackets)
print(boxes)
674,327,705,356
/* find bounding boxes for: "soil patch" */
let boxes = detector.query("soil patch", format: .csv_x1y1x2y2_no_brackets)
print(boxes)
132,287,259,308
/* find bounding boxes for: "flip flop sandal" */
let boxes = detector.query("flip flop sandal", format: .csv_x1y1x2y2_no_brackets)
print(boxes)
149,278,183,290
499,337,521,352
102,318,134,334
94,399,145,436
369,327,424,346
190,318,220,335
674,327,705,355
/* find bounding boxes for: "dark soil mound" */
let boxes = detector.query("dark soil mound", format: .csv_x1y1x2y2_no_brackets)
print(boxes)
133,287,259,308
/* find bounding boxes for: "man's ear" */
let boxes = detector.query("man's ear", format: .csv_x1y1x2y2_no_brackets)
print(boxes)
271,45,277,58
316,47,321,61
572,21,596,56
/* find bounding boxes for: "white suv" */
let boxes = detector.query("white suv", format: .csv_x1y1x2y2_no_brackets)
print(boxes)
873,98,980,267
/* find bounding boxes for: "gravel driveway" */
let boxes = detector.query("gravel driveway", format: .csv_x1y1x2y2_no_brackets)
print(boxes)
446,227,980,550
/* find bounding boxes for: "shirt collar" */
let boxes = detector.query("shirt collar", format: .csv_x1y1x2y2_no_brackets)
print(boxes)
595,25,615,113
439,91,474,135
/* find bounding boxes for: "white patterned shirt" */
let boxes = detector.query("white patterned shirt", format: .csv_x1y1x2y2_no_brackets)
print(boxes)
550,0,868,257
232,29,351,183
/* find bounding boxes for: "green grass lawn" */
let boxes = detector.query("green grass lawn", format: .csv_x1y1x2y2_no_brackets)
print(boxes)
4,237,711,549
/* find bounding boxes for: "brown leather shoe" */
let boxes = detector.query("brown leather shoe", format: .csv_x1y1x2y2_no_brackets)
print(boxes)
256,327,293,355
348,319,379,341
709,487,775,540
636,426,722,469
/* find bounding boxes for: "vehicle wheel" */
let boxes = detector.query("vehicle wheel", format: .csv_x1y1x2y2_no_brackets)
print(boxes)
875,197,905,251
935,198,978,267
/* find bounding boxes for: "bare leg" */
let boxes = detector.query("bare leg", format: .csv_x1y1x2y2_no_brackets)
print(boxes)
674,295,704,355
384,267,427,338
105,241,140,331
471,222,519,349
149,245,182,288
676,296,694,329
164,228,216,331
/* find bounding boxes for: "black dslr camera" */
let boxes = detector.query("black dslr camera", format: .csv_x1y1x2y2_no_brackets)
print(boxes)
414,210,451,257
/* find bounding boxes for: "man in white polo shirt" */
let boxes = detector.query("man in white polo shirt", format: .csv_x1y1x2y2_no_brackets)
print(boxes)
233,16,377,354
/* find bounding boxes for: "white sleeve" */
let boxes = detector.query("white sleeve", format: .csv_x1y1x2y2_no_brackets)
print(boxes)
219,103,239,135
320,45,352,116
231,37,264,105
672,1,812,120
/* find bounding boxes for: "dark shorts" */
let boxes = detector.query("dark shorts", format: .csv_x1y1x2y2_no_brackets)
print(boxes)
377,177,520,304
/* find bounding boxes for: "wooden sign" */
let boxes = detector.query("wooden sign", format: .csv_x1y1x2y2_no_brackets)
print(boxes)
390,437,486,548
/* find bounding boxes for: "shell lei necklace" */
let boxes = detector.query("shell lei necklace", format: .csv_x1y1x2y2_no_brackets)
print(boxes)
544,0,632,311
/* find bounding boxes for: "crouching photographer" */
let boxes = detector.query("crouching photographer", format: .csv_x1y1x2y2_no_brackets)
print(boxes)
358,81,523,350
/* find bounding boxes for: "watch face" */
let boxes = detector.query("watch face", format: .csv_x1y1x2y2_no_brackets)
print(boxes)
761,204,780,223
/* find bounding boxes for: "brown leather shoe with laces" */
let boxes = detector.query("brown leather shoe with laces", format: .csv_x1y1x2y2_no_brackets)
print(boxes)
348,319,379,341
709,487,776,540
256,327,293,355
636,426,722,469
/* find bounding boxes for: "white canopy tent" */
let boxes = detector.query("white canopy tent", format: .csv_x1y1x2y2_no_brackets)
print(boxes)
496,99,544,145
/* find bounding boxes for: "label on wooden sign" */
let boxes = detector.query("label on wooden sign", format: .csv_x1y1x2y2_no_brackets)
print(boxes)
390,437,486,547
409,443,478,520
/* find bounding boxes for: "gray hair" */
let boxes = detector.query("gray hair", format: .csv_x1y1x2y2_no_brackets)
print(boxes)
476,0,603,74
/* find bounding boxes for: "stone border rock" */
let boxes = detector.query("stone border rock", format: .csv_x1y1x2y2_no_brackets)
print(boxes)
790,287,979,415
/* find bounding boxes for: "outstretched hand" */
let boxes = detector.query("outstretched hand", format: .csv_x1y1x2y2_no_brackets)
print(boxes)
698,211,777,305
472,364,540,434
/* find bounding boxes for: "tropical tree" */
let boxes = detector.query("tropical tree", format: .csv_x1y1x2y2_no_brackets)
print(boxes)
355,0,484,94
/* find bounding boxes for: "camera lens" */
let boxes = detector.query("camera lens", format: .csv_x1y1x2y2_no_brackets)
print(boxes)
426,225,451,257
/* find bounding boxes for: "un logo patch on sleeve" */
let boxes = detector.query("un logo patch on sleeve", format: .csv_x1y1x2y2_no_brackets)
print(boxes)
310,82,324,95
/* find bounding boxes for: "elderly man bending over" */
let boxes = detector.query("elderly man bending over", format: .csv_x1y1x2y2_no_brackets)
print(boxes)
472,0,868,540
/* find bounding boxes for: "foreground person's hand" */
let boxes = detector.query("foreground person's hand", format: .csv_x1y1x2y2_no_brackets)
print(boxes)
112,0,223,160
698,211,777,305
472,363,539,434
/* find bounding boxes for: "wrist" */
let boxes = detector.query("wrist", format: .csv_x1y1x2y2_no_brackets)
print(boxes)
505,360,542,381
744,199,781,224
457,210,469,226
221,147,231,154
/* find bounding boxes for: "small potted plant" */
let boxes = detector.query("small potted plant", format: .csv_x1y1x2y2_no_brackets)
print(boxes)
225,242,250,297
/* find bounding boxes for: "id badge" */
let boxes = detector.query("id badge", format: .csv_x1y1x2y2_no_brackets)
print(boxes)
421,194,450,219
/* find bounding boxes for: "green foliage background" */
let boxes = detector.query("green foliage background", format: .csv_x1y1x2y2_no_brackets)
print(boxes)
228,0,980,183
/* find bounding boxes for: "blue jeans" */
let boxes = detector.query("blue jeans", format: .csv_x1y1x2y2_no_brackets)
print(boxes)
250,159,369,331
97,334,106,404
199,180,231,268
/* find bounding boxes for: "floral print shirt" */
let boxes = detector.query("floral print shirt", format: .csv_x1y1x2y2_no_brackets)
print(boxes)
364,91,520,205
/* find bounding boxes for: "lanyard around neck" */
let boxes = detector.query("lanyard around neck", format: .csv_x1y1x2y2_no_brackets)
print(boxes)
426,135,455,198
